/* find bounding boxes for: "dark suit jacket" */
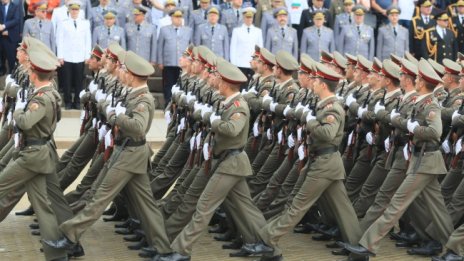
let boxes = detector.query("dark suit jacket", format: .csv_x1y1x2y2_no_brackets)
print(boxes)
0,1,22,43
451,16,464,53
421,27,457,63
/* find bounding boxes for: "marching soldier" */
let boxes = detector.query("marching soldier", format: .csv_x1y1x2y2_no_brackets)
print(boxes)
189,0,211,37
410,0,437,59
125,6,157,65
157,9,193,106
337,5,375,61
92,10,126,49
422,11,458,63
220,0,243,38
342,59,454,260
376,7,409,61
90,0,112,30
23,1,55,52
300,12,335,61
264,7,298,59
333,0,354,38
194,7,230,61
449,0,464,53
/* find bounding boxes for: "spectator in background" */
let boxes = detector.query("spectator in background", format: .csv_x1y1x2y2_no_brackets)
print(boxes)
124,0,153,25
337,5,374,60
254,0,272,27
59,0,92,17
194,7,230,60
422,11,457,63
27,0,61,19
333,0,354,37
56,0,92,109
329,0,348,22
300,11,335,60
189,0,210,36
449,0,464,53
410,0,436,59
90,0,112,30
285,0,309,29
109,0,132,26
156,0,178,36
23,1,56,52
260,0,289,41
265,7,298,58
92,10,126,48
370,0,396,27
376,6,408,61
230,7,262,78
157,8,192,106
221,0,244,38
51,0,85,32
125,5,157,65
299,0,332,40
0,0,22,74
398,0,414,29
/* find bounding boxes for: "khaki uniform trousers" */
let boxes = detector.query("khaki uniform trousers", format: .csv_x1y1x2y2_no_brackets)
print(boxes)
446,224,464,256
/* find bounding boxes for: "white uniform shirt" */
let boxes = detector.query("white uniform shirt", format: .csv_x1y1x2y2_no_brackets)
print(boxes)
230,24,263,68
51,5,85,33
56,18,91,63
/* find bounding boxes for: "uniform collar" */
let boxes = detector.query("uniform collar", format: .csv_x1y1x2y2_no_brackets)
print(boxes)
415,92,433,104
223,91,240,105
128,85,149,99
403,90,417,100
279,78,293,89
385,88,402,100
316,95,336,109
449,87,461,96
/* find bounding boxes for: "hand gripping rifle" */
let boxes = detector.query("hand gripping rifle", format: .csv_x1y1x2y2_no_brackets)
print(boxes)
204,100,221,175
298,96,318,174
406,106,417,170
346,90,371,160
449,100,464,168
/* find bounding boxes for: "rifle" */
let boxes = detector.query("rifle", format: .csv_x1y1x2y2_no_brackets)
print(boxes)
405,106,417,168
297,97,318,173
205,100,221,175
338,80,347,97
449,99,464,168
346,90,371,160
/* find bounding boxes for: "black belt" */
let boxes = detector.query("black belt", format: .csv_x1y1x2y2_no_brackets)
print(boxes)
411,145,439,155
213,149,243,159
309,146,339,157
24,138,50,146
114,139,146,147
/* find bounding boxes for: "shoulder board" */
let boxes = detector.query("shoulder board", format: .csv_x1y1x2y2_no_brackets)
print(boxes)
324,102,334,110
37,92,44,97
234,100,240,107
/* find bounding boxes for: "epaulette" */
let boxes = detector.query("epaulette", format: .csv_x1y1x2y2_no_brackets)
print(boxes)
234,100,240,107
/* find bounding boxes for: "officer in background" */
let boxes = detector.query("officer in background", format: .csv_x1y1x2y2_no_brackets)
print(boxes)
265,7,298,59
194,7,230,61
221,0,243,38
449,0,464,53
260,0,289,41
300,11,335,61
422,11,457,63
157,9,193,106
23,1,56,52
333,0,354,38
298,0,333,41
410,0,436,59
92,10,126,49
189,0,211,37
230,7,263,79
376,6,409,61
90,0,112,31
337,5,374,60
156,0,179,37
125,5,157,65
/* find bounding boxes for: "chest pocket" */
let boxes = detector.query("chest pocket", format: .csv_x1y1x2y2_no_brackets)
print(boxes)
360,32,371,43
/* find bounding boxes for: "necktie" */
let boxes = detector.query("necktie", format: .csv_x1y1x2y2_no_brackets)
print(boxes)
443,28,446,37
348,14,351,24
236,10,239,20
39,20,42,29
137,24,140,31
108,27,111,35
281,27,285,38
425,16,428,24
317,28,321,37
74,20,77,29
211,26,214,34
393,27,397,37
357,25,360,36
204,10,207,20
461,16,464,25
175,27,178,36
247,27,250,33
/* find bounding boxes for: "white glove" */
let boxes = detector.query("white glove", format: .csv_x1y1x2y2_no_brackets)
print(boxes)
365,132,373,145
407,119,419,133
297,127,302,141
253,122,259,137
14,133,19,148
241,89,248,95
201,105,213,118
295,102,304,112
171,85,180,95
186,92,196,103
288,134,295,148
277,130,283,143
442,140,451,154
306,112,316,122
347,130,354,145
5,74,13,85
193,101,202,112
115,103,126,116
105,94,113,103
80,110,85,123
456,138,463,155
189,136,195,150
98,125,108,141
452,110,461,121
390,109,400,120
298,144,305,160
106,105,116,115
374,101,385,114
248,86,257,95
88,81,98,93
403,144,410,160
15,100,27,111
210,113,221,124
95,89,105,102
196,132,202,149
104,130,113,149
176,117,185,134
0,98,3,113
270,102,278,112
6,111,12,125
79,89,87,99
92,118,97,128
357,106,367,118
203,143,209,161
336,94,344,101
345,93,356,107
262,94,272,104
302,105,310,115
384,137,390,152
266,128,272,140
283,105,291,116
165,111,171,124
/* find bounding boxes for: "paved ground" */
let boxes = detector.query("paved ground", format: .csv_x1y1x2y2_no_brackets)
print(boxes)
0,111,432,261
